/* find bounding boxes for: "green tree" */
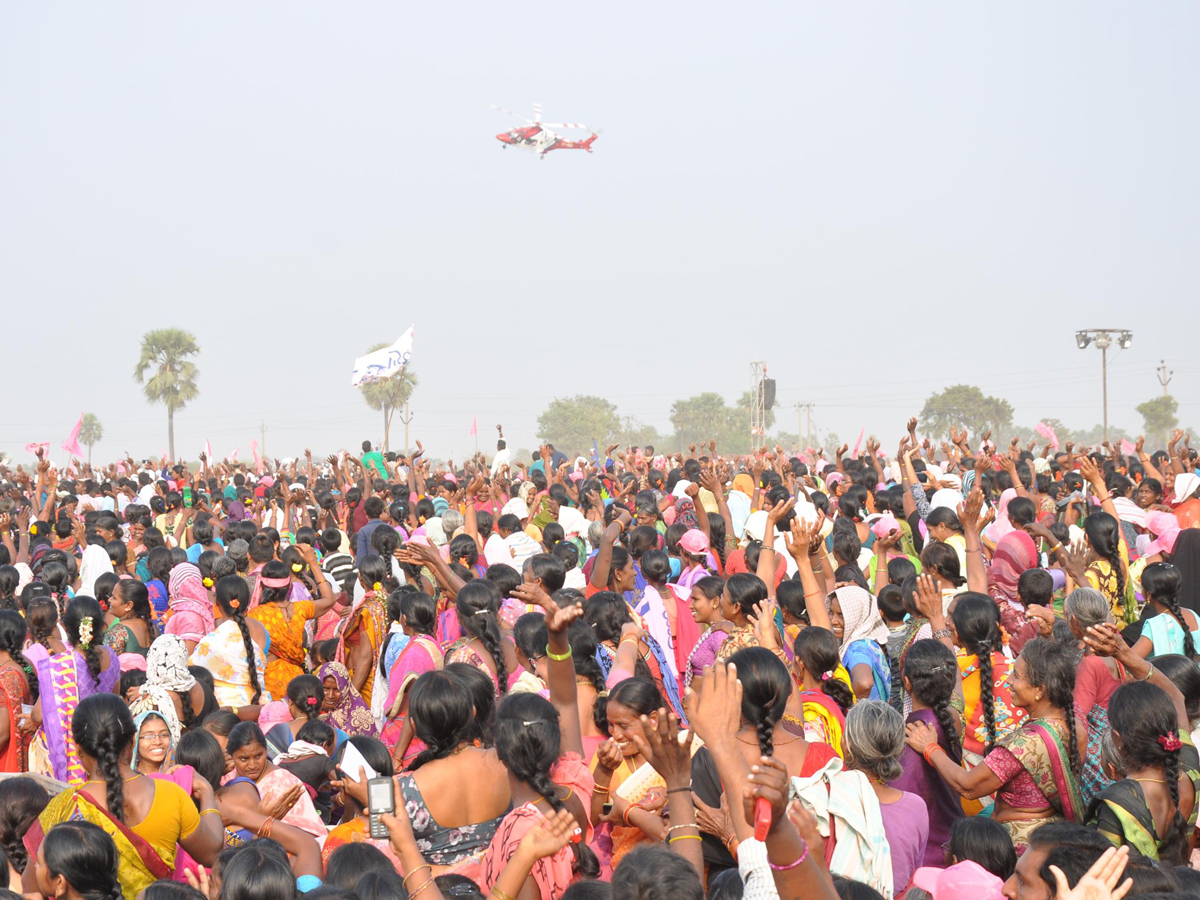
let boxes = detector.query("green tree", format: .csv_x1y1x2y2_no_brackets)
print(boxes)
670,393,744,452
614,417,664,451
79,413,103,466
536,396,621,455
919,385,1014,440
358,343,418,452
133,328,200,461
1136,395,1179,450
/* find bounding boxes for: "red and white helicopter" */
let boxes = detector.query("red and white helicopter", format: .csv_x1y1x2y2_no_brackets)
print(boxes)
491,103,599,159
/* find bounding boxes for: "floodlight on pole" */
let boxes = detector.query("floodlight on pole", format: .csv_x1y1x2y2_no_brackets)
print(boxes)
1074,329,1131,443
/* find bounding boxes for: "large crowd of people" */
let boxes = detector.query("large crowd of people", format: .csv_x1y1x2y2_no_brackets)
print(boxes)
0,421,1199,900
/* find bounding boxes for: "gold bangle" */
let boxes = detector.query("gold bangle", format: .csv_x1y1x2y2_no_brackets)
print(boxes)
491,889,518,900
402,865,432,889
619,636,639,648
410,876,436,897
200,808,221,818
669,834,703,844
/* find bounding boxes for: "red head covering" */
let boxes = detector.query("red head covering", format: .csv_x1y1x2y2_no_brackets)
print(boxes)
988,531,1038,604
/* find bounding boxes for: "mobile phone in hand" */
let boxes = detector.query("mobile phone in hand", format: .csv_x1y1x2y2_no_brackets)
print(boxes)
367,776,395,839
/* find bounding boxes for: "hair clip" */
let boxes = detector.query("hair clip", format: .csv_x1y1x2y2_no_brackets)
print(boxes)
522,720,544,727
820,670,833,681
306,696,320,707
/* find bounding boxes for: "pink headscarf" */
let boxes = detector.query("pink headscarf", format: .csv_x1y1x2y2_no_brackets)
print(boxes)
983,489,1018,544
988,531,1038,604
166,563,215,640
1145,511,1182,558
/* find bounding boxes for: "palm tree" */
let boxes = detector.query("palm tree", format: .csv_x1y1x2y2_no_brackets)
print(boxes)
79,414,104,466
133,329,200,461
359,344,418,452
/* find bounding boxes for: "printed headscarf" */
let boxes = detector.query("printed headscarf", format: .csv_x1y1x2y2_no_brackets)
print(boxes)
988,531,1038,605
315,662,378,737
129,634,197,744
826,585,889,657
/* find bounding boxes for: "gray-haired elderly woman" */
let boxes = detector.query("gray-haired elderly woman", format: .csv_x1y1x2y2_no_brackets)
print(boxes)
1063,586,1124,804
844,700,929,893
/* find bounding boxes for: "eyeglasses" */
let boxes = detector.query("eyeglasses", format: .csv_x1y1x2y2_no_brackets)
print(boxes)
139,731,171,744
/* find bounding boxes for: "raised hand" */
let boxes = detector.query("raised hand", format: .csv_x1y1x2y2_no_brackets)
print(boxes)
958,487,986,533
1049,845,1132,900
515,807,581,862
629,708,692,789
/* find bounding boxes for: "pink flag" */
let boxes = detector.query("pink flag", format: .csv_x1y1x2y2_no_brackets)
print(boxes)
116,460,127,474
61,413,84,458
851,427,866,459
250,440,264,475
469,415,477,437
204,439,212,464
24,442,50,456
226,446,241,463
1120,439,1136,456
1034,422,1059,450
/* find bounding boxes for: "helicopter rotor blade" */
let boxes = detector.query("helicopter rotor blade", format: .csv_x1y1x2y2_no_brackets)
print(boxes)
490,104,532,124
539,122,588,130
533,102,542,123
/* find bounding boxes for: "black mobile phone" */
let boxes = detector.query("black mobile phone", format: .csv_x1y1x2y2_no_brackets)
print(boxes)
367,776,395,839
602,801,613,817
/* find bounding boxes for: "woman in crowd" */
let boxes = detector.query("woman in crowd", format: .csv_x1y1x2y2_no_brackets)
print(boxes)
893,639,964,866
681,576,729,689
826,584,890,702
188,575,269,711
128,635,204,745
163,563,215,654
379,591,445,754
263,675,325,757
1086,681,1197,864
249,556,338,700
33,821,122,900
315,661,378,738
905,638,1085,853
1132,561,1200,659
102,579,156,661
791,626,852,755
24,694,223,899
0,610,35,773
339,555,392,708
844,700,929,892
951,593,1023,774
27,596,121,785
395,670,511,869
225,721,327,838
131,710,175,776
446,580,510,699
713,573,765,663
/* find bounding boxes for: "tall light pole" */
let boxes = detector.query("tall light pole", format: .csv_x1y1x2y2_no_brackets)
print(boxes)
1075,329,1132,443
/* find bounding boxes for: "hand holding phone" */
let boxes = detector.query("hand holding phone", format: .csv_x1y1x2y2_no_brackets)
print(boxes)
367,776,395,839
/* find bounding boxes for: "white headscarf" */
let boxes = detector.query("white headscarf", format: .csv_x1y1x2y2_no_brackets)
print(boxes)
129,634,197,743
77,544,113,599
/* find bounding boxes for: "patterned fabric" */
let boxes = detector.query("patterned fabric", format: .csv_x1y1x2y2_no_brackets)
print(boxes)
842,639,891,703
447,638,501,699
398,771,506,865
188,619,271,709
104,618,150,658
379,635,443,749
129,635,197,744
164,563,215,645
1088,780,1167,859
957,651,1024,757
336,593,388,707
684,627,727,689
1085,559,1124,621
31,645,120,784
250,766,326,837
315,662,377,737
1080,703,1114,808
995,717,1084,822
714,625,758,663
321,818,402,869
249,599,316,700
0,663,31,772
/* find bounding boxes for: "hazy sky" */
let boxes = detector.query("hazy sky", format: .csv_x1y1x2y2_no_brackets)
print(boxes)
3,4,1198,465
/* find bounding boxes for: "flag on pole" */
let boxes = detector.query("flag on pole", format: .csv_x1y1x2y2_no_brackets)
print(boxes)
351,326,414,387
469,416,477,437
226,447,241,463
204,439,212,464
250,439,264,475
1120,438,1136,456
851,427,866,459
61,413,84,458
24,442,50,456
1034,422,1060,450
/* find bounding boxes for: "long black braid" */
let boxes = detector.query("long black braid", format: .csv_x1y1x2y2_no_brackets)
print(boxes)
0,774,48,874
567,620,608,696
1022,639,1079,773
903,639,962,757
0,610,38,702
71,694,137,824
1109,681,1190,865
952,594,1003,753
1143,563,1195,660
64,596,105,683
456,581,507,695
216,575,262,704
794,626,854,714
496,693,600,879
729,647,790,758
1086,512,1126,611
408,671,478,770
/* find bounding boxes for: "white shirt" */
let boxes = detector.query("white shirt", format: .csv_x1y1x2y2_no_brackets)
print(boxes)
491,447,512,477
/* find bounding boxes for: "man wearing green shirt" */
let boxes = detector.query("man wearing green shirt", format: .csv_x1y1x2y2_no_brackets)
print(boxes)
361,440,388,480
